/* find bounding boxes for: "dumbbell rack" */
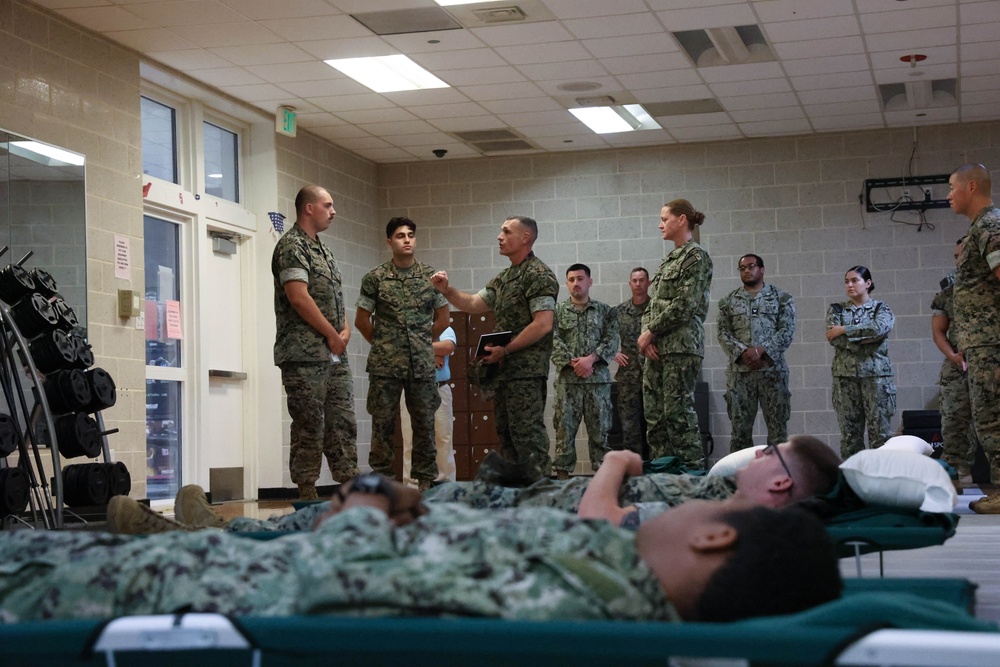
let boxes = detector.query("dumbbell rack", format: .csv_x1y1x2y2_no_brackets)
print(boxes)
0,252,122,530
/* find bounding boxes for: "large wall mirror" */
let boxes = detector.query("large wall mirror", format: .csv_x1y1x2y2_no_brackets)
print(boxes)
0,129,87,328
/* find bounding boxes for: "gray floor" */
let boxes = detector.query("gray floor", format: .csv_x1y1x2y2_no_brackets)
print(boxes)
841,486,1000,623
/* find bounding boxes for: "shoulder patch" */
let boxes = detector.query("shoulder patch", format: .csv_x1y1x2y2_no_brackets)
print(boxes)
681,253,701,271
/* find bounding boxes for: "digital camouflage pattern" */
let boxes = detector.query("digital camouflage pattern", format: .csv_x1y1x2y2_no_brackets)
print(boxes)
281,362,359,484
826,299,896,457
551,298,618,473
614,298,648,453
424,473,737,520
0,505,677,623
272,224,347,365
552,299,619,385
717,284,796,449
642,241,712,466
931,273,978,470
367,376,440,482
826,300,895,378
357,260,447,483
477,252,559,380
552,382,612,473
357,260,448,380
953,205,1000,480
478,253,559,478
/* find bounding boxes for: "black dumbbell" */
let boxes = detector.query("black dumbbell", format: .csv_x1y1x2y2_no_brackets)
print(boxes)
51,299,79,331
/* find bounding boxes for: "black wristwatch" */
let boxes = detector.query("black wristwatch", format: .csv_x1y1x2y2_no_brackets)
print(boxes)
345,473,396,506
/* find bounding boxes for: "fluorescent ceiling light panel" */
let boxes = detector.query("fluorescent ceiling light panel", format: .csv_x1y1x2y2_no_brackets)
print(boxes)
324,55,449,93
569,105,661,134
434,0,505,6
9,141,85,166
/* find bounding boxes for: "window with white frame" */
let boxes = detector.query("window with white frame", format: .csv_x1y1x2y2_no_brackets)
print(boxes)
141,96,178,183
203,120,240,203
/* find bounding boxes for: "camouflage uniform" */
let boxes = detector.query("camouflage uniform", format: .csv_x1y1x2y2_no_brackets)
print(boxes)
358,260,447,483
953,205,1000,482
477,252,559,478
0,505,676,623
426,473,737,526
642,240,713,465
613,298,648,454
827,299,896,458
226,473,737,534
272,224,358,484
931,272,978,470
551,298,619,473
717,284,796,450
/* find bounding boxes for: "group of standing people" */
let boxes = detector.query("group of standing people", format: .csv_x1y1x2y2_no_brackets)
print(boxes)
271,163,1000,503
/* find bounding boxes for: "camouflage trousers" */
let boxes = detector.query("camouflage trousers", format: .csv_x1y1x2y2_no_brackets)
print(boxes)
494,376,551,479
0,505,673,622
643,353,703,466
832,375,896,458
367,375,440,483
724,370,791,450
280,361,359,485
552,382,611,473
939,358,978,471
616,375,647,456
965,345,1000,483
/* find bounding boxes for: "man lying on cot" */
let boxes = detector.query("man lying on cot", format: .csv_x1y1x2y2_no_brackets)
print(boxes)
0,474,842,624
145,434,840,535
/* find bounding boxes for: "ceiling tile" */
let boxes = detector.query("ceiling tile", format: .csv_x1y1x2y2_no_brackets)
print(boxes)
698,62,786,83
245,61,347,84
668,125,743,141
57,6,155,31
217,82,293,101
884,107,959,125
601,52,692,75
958,1,1000,24
381,88,471,106
721,92,801,111
581,35,680,59
873,63,957,84
962,74,1000,92
962,40,1000,61
407,102,492,119
209,42,316,66
357,119,439,136
188,67,265,87
220,0,342,21
661,111,734,128
169,22,284,48
764,15,861,42
797,86,877,106
773,36,866,60
863,28,957,54
412,48,508,70
615,69,704,90
729,107,806,123
631,84,714,103
516,60,608,81
870,45,956,70
425,116,508,133
961,21,1000,43
738,119,813,135
532,135,610,150
125,0,248,27
436,66,527,87
543,0,649,20
308,93,399,112
471,22,575,47
104,28,198,52
148,48,234,70
803,100,882,117
280,77,371,98
562,12,664,40
709,78,791,98
654,4,758,31
791,71,873,92
479,97,563,114
753,0,856,23
532,76,621,96
382,29,487,53
860,6,956,34
782,54,871,76
496,110,574,127
335,107,416,124
258,15,372,42
811,114,884,131
296,36,399,60
494,41,592,65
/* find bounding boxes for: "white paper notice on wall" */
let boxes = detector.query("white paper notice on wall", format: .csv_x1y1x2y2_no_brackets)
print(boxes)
114,235,130,280
165,299,183,339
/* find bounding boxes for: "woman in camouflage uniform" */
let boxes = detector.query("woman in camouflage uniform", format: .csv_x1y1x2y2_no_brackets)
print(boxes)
638,200,713,466
826,266,897,457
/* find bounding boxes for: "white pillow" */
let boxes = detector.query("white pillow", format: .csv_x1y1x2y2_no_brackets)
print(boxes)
879,435,933,456
840,449,956,513
708,445,765,477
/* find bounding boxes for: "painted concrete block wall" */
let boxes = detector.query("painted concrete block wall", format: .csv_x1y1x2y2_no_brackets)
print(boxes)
378,123,1000,463
1,0,146,492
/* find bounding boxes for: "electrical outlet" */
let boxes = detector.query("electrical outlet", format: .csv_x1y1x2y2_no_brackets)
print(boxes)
902,188,910,199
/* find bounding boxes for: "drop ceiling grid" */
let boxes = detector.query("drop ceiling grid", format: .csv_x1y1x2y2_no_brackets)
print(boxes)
25,0,1000,163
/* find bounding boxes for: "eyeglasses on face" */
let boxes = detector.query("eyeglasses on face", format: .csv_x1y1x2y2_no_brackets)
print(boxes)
738,263,759,272
763,443,793,483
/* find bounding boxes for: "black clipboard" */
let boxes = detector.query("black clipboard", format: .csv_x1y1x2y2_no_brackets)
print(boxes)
475,331,512,357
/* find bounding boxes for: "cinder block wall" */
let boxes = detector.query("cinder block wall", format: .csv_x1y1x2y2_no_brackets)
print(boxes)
378,124,1000,462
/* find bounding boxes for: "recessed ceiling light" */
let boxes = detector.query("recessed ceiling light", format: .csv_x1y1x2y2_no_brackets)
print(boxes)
569,104,661,134
325,55,449,93
208,173,223,178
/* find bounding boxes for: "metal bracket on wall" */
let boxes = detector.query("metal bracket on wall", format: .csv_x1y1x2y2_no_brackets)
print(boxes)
864,174,951,213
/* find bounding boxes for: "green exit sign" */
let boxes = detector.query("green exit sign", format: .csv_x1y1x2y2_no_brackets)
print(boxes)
276,106,296,137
